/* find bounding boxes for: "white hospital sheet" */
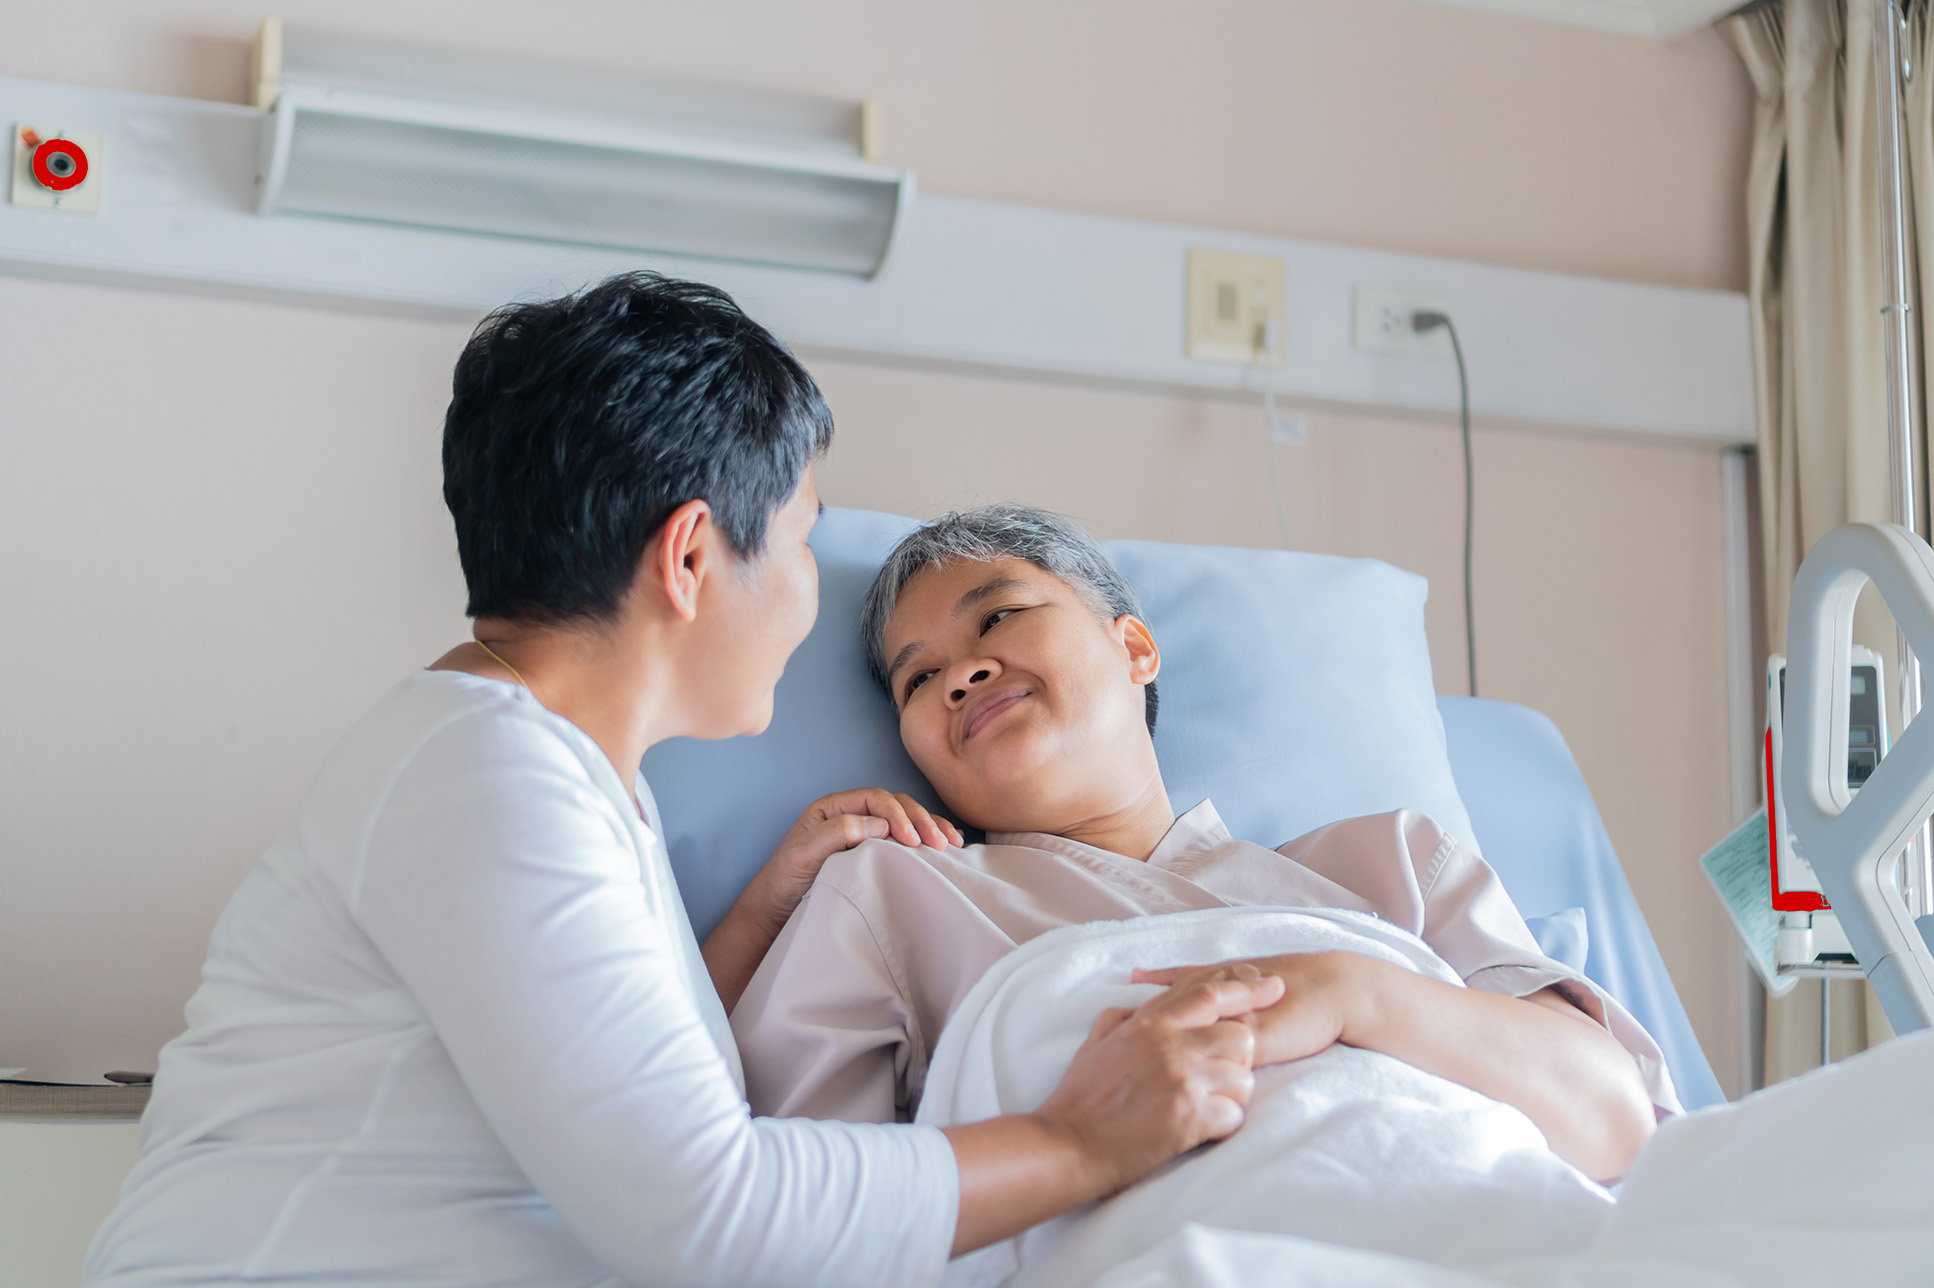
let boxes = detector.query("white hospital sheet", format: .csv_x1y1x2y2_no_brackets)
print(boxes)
1098,1024,1934,1288
914,907,1615,1288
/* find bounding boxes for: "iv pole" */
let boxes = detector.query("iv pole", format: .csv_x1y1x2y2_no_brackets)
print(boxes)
1873,0,1932,923
1778,0,1934,1039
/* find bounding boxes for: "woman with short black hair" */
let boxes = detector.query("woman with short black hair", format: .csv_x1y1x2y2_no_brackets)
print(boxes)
85,273,1278,1288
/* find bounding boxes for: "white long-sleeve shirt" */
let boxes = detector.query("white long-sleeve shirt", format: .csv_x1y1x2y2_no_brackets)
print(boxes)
84,670,958,1288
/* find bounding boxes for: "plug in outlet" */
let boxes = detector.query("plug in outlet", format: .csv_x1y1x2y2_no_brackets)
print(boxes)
1186,249,1285,365
1352,286,1452,357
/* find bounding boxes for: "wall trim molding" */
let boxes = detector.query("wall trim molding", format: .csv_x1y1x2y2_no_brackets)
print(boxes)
0,73,1753,445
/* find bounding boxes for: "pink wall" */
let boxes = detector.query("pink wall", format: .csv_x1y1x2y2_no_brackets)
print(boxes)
4,0,1751,292
0,1,1756,1091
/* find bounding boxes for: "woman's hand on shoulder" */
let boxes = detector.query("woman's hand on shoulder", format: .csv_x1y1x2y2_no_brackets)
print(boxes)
746,789,962,930
790,788,963,855
707,789,958,1012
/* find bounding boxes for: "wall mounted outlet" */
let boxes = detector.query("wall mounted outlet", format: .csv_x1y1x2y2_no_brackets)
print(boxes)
1186,248,1285,365
11,125,103,212
1352,286,1452,357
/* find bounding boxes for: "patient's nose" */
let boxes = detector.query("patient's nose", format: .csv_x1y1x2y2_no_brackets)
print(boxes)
946,659,1001,705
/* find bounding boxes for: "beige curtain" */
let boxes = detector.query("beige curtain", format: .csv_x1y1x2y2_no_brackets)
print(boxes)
1723,0,1934,1083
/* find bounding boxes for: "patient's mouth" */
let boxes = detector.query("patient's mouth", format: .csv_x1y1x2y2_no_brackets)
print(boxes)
963,688,1030,741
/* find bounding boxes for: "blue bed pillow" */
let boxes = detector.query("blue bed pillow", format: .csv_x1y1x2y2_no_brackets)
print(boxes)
644,507,1476,939
1525,908,1590,973
1108,538,1476,863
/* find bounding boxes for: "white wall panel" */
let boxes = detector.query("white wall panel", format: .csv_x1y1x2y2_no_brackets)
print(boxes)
0,73,1753,444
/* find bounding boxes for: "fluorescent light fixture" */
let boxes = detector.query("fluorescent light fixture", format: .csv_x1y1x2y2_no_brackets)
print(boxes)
251,20,913,277
1398,0,1740,40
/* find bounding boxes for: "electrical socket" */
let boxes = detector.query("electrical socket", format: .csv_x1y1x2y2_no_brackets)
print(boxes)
1352,286,1452,357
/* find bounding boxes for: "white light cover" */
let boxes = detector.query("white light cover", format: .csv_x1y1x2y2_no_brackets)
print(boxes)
1399,0,1739,39
257,25,912,276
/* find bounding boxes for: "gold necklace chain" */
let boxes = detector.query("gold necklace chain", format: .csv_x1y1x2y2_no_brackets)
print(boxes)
473,639,529,690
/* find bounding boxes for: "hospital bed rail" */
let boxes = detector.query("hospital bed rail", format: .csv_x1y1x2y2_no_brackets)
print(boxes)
1783,522,1934,1033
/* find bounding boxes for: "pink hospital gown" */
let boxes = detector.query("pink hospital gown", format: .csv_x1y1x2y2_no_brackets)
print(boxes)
731,801,1680,1125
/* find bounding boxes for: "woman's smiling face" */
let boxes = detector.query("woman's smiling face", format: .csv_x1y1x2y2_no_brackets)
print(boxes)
880,557,1160,834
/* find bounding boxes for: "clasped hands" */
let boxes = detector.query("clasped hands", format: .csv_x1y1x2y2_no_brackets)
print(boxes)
1134,950,1378,1070
1037,951,1377,1192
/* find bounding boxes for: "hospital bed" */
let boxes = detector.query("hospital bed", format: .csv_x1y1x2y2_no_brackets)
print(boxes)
2,511,1737,1285
642,506,1725,1111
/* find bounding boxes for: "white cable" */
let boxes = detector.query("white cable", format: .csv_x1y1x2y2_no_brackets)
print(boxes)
1265,395,1294,551
1411,309,1476,698
1259,318,1294,550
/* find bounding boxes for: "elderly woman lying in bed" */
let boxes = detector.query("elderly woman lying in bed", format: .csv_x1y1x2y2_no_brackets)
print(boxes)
732,504,1674,1194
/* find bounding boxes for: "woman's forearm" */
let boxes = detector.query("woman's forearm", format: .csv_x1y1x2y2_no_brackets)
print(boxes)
701,900,780,1013
1338,959,1655,1182
941,1115,1111,1256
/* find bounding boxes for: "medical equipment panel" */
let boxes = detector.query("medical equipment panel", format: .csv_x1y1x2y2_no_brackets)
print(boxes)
1764,649,1886,970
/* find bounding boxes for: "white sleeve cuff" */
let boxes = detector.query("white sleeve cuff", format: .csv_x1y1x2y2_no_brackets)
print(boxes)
869,1122,959,1287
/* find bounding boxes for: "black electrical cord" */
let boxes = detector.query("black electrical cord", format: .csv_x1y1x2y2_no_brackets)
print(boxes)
1411,310,1476,699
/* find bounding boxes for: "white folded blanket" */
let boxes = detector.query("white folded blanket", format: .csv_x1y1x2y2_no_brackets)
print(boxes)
914,907,1613,1288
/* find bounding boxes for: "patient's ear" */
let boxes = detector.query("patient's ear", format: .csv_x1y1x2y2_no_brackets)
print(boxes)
1117,615,1161,685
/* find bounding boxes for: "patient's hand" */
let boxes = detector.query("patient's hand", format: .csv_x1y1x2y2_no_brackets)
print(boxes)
705,790,962,1011
1136,953,1656,1183
1136,952,1359,1068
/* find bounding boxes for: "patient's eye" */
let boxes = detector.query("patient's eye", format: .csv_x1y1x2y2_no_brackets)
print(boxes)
904,669,936,701
981,608,1017,633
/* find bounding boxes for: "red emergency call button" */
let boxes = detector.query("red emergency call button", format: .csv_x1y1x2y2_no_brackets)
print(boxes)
32,138,88,192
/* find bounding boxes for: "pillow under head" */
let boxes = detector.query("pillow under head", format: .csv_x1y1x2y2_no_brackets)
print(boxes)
642,507,1475,940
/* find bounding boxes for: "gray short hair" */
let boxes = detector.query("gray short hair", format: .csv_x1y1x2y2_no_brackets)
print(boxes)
860,503,1158,732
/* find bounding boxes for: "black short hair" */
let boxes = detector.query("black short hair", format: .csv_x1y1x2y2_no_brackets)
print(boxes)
443,271,832,624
